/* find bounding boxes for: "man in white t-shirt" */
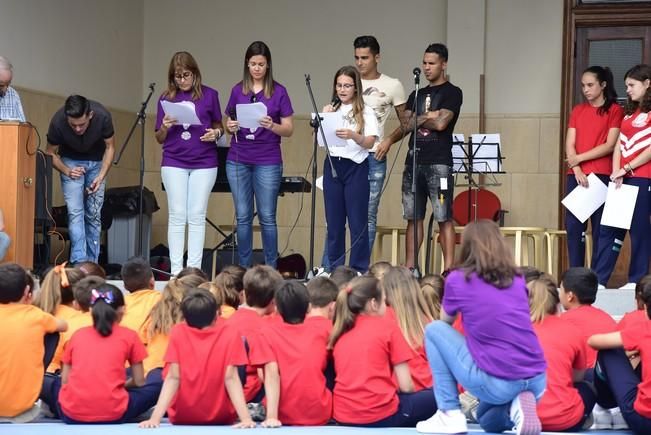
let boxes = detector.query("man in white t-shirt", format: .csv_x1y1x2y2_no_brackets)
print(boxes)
355,36,407,255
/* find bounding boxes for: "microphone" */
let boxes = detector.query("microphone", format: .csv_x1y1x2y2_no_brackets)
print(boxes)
250,94,257,103
148,82,155,91
413,67,421,84
330,95,341,108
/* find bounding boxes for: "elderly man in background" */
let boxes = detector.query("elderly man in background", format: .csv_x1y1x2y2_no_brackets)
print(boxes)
0,56,26,122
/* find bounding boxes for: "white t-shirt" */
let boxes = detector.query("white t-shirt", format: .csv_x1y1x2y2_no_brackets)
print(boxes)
360,73,407,152
328,103,379,164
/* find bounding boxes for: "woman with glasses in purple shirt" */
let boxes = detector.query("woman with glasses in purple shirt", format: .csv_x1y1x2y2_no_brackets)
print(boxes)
224,41,294,269
155,51,223,276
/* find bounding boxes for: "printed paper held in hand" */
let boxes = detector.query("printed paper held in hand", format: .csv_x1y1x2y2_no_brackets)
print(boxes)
236,102,267,129
311,113,347,147
161,100,201,125
561,173,608,223
600,182,639,230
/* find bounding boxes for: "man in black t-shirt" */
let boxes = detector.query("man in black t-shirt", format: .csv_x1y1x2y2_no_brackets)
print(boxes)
45,95,115,264
400,43,462,272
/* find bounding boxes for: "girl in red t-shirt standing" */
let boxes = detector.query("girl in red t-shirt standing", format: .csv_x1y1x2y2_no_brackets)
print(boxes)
565,66,623,269
594,64,651,288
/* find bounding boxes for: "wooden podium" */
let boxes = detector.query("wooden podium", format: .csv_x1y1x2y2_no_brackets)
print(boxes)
0,122,36,267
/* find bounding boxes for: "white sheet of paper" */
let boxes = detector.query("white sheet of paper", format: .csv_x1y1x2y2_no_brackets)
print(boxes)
561,173,608,223
471,133,501,173
452,134,465,172
161,100,201,125
236,102,267,129
601,182,639,230
311,113,347,147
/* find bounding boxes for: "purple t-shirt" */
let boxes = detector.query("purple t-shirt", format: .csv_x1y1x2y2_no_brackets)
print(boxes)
442,270,546,380
225,81,293,165
156,85,222,169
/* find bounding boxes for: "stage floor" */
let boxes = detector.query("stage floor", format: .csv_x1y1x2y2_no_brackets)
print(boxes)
0,422,634,435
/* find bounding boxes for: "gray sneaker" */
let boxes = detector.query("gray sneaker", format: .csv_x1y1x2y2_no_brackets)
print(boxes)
0,404,42,423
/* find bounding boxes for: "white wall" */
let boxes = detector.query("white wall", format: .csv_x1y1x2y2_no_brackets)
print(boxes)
0,0,144,111
143,0,447,114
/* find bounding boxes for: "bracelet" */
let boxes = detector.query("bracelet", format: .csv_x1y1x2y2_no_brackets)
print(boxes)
214,128,222,143
625,163,635,175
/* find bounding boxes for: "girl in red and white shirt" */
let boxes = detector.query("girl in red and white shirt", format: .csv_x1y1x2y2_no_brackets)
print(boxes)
594,64,651,288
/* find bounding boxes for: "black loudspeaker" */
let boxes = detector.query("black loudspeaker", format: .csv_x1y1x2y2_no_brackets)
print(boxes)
35,150,52,222
210,248,266,274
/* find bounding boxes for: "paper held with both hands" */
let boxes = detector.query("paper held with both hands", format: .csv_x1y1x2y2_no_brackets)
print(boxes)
236,102,267,129
161,100,202,125
600,181,639,230
311,113,348,148
561,173,608,223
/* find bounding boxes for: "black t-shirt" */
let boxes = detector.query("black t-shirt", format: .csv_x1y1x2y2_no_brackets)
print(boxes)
405,81,463,165
46,100,114,161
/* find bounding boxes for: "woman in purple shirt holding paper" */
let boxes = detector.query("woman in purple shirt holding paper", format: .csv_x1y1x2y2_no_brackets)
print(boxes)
416,220,547,435
155,51,223,276
224,41,294,268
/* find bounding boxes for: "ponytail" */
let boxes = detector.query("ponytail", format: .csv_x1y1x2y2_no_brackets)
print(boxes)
33,264,85,315
90,284,125,337
327,276,381,349
526,273,559,323
583,65,618,116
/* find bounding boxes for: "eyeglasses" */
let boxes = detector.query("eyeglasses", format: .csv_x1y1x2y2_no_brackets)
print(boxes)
335,83,355,90
174,71,193,81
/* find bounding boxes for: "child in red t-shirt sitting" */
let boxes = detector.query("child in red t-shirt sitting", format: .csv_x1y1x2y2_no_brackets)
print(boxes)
260,281,333,426
139,288,255,428
589,282,651,434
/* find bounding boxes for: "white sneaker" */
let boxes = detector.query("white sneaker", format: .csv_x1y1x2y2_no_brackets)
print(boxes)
611,407,629,430
416,409,468,434
510,391,541,435
590,404,613,430
619,282,636,290
307,267,330,279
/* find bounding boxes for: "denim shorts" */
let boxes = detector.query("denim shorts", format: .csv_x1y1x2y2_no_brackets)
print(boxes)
402,162,454,221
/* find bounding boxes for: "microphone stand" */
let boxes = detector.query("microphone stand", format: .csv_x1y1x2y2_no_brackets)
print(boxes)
304,74,337,278
113,83,157,261
411,71,421,279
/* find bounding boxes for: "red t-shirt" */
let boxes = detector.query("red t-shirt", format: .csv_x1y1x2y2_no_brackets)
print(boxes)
164,321,248,424
567,102,623,175
258,318,332,425
618,309,647,331
561,305,617,367
59,325,147,422
534,316,588,431
226,308,270,401
621,320,651,417
620,109,651,178
384,307,433,390
332,314,415,424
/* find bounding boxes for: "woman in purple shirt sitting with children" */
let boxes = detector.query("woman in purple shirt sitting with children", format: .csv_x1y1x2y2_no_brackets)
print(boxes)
155,51,223,276
417,220,547,435
224,41,294,269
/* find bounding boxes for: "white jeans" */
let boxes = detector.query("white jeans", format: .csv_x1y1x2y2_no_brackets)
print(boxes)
161,166,217,275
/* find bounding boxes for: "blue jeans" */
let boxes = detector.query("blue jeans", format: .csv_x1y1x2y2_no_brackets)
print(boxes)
368,153,386,254
424,321,546,433
60,158,105,264
226,161,282,268
0,231,10,261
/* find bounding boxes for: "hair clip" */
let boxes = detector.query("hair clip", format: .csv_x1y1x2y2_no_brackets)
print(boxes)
54,262,70,288
345,285,353,294
90,289,114,305
78,265,89,275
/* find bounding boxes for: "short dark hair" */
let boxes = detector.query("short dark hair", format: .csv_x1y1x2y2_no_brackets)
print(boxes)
425,43,448,61
73,276,106,311
64,95,91,118
306,277,338,307
561,267,598,304
182,288,218,329
0,263,33,303
329,265,358,289
121,257,154,292
275,281,309,324
353,35,380,55
243,265,283,308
